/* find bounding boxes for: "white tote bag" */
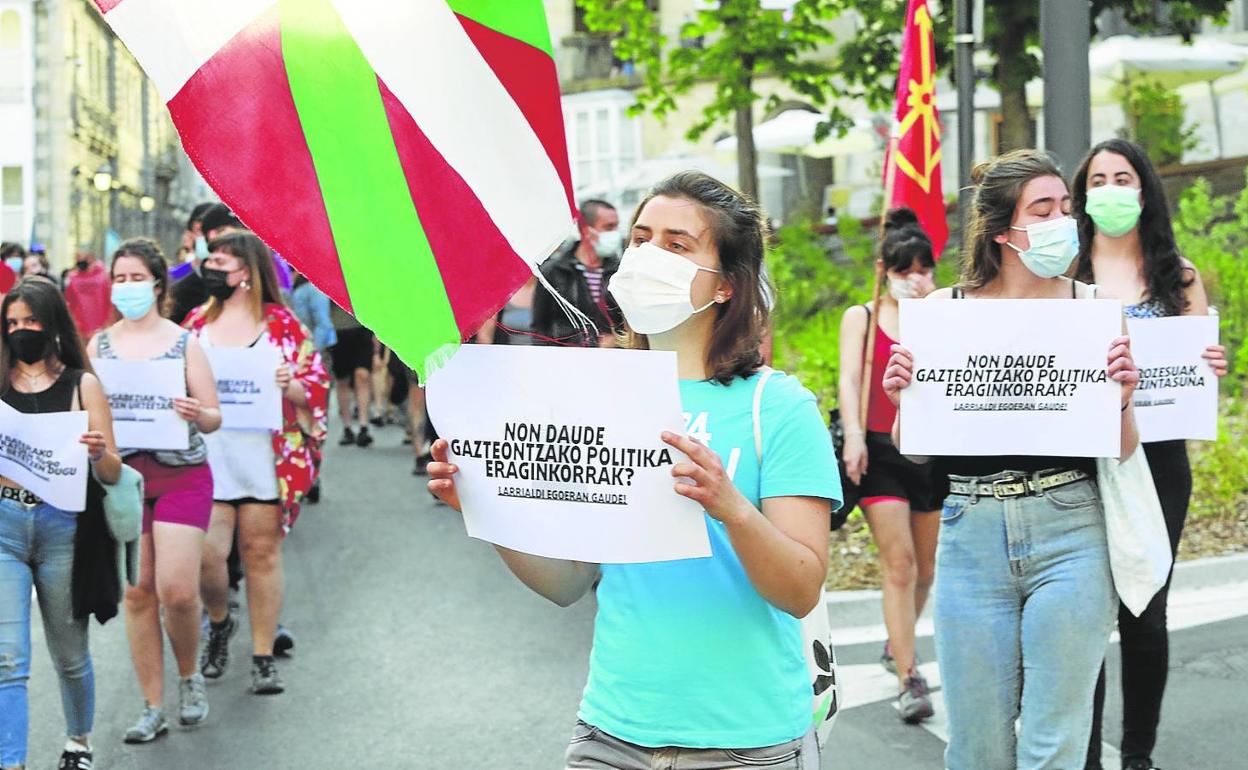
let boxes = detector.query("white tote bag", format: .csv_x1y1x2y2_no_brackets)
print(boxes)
753,369,840,745
1096,446,1173,617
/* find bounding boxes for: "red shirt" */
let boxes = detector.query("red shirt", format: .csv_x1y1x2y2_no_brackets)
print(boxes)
64,260,113,337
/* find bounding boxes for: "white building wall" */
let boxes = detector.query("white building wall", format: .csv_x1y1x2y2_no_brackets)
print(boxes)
0,1,35,244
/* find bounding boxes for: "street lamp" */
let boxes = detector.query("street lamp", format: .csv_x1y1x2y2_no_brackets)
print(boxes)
139,195,156,213
92,165,113,192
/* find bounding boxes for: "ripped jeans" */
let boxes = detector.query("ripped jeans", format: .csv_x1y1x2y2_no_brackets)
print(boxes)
0,496,94,768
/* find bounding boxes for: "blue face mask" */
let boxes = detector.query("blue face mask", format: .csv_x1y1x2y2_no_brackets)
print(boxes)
194,236,209,261
1006,216,1080,278
111,280,158,320
4,257,21,274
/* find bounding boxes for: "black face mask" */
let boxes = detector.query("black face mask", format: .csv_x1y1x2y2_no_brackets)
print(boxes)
8,328,50,365
75,259,89,272
201,267,238,301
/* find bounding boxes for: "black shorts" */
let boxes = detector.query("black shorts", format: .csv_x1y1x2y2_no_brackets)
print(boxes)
214,497,280,508
858,431,942,512
330,327,374,379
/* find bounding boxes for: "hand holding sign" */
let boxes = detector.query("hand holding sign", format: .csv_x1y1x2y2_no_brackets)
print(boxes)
172,397,202,423
1204,343,1229,377
664,431,751,527
80,431,108,463
428,439,461,511
1108,335,1140,407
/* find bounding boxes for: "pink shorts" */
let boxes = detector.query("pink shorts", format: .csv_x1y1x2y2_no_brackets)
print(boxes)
124,454,214,535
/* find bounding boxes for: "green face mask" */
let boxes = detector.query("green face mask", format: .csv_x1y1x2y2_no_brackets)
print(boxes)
1085,185,1142,237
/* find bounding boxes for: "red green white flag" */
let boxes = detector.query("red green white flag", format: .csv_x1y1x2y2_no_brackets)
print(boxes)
92,0,577,378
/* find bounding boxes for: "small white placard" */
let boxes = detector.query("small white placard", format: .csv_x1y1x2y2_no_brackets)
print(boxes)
207,345,282,431
0,400,89,511
426,345,711,564
899,298,1123,457
92,358,189,450
1127,315,1219,442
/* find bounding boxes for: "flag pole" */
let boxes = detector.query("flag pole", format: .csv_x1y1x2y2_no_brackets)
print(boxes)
859,133,899,431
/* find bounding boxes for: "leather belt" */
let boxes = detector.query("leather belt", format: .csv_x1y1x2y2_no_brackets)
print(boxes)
948,469,1090,500
0,486,43,508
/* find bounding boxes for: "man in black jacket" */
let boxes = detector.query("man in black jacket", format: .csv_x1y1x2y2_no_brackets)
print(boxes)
532,199,623,346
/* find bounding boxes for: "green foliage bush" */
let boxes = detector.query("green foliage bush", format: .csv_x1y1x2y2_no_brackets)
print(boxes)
1174,172,1248,520
1173,172,1248,390
1119,78,1199,167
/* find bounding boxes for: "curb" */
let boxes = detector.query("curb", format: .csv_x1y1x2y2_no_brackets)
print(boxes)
826,551,1248,631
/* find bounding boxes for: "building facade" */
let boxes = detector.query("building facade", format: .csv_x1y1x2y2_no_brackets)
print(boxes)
0,1,35,246
29,0,208,270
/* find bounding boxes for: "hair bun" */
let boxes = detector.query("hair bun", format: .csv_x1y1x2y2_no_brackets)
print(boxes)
884,207,920,232
969,160,992,185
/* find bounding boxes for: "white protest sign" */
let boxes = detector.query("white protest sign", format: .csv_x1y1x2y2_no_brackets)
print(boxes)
0,399,89,511
1127,315,1219,442
899,298,1122,457
206,345,282,431
92,358,189,450
426,345,711,564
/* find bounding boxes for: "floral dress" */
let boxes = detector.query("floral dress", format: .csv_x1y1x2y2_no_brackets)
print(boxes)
184,303,330,530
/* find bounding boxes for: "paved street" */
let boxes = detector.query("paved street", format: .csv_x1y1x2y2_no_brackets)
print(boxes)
23,419,1248,769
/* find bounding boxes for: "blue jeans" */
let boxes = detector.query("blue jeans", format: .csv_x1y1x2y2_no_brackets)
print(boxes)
934,476,1115,770
0,497,95,767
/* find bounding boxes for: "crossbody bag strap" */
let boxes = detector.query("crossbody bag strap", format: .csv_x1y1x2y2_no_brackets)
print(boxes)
752,367,777,465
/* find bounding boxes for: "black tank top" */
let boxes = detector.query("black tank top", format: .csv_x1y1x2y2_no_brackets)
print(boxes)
2,368,84,414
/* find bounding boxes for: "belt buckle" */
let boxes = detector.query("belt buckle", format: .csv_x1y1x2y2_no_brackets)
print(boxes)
992,478,1020,500
19,491,39,509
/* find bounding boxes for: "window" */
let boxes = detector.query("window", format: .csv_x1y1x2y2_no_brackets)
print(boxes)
1,166,23,242
0,10,22,102
564,93,644,203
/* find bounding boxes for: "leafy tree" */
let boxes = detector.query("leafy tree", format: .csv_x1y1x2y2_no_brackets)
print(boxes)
834,0,1229,153
575,0,845,201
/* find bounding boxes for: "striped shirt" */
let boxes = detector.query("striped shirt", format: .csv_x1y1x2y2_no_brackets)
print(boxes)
575,262,605,308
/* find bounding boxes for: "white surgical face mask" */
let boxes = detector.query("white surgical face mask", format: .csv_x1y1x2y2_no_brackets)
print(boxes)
1006,215,1080,278
593,228,623,258
608,241,720,334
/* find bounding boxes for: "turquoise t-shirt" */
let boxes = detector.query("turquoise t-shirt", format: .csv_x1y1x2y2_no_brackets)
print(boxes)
578,370,841,748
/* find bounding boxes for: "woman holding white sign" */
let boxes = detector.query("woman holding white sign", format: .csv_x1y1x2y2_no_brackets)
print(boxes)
183,231,329,696
838,208,941,724
1,276,121,770
430,172,840,769
87,238,222,743
882,150,1142,770
1072,138,1229,770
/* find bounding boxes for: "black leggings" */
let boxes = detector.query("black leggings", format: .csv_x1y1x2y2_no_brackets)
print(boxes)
1086,440,1191,768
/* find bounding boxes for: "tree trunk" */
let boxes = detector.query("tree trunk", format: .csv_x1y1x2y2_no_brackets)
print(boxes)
992,22,1034,152
735,103,759,202
998,82,1032,152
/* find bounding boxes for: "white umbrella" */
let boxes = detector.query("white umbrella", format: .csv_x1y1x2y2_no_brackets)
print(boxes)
714,110,877,158
1090,35,1248,88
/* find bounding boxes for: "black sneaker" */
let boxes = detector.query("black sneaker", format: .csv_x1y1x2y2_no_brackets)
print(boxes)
59,749,93,769
305,479,321,504
1123,761,1160,770
200,614,237,679
369,413,384,428
251,655,285,695
274,624,296,657
338,427,357,446
355,426,374,447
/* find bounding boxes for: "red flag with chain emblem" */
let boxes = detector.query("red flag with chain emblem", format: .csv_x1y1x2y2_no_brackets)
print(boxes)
887,0,948,257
